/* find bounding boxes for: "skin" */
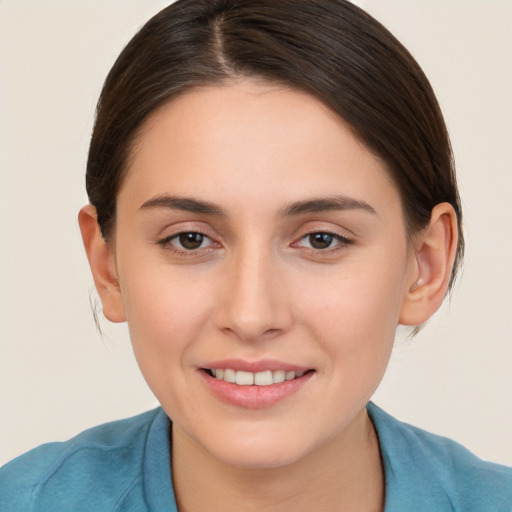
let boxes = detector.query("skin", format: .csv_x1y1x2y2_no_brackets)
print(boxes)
79,80,458,512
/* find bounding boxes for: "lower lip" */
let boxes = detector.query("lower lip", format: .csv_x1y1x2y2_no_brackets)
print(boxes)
199,370,314,409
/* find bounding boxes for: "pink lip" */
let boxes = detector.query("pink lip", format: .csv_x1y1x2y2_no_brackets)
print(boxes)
202,358,310,373
197,360,315,409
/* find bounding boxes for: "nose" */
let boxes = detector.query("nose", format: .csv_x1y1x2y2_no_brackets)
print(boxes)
215,246,293,343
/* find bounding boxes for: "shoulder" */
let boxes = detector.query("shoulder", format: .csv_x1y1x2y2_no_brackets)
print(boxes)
368,402,512,512
0,408,169,512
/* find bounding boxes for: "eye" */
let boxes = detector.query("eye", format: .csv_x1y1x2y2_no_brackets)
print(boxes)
296,232,351,250
160,231,214,251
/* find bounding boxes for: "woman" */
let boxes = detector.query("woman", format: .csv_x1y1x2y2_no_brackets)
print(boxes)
2,1,511,511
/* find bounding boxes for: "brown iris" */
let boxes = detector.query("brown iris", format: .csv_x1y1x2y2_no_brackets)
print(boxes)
179,232,204,250
309,233,335,249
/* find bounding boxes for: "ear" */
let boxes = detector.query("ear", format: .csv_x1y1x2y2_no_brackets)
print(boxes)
399,203,459,326
78,205,126,323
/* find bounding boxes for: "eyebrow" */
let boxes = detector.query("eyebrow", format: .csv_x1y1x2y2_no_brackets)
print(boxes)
140,195,227,216
139,194,376,217
280,196,377,216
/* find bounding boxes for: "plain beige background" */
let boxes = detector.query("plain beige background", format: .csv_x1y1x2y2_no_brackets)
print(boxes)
1,1,511,465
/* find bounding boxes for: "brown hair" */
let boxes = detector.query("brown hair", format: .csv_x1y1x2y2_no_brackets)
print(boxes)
86,0,463,288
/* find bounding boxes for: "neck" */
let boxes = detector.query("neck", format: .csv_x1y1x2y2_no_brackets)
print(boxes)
171,407,385,512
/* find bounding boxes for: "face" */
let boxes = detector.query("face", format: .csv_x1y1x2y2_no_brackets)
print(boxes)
111,80,417,468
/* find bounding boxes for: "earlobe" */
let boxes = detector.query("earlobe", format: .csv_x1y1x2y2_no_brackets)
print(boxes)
399,203,458,326
78,205,126,323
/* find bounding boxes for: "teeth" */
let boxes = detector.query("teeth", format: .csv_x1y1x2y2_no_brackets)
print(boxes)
235,371,254,386
254,371,273,386
223,369,235,383
273,370,285,383
210,368,306,386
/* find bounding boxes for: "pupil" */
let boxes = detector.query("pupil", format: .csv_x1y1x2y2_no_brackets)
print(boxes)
179,232,203,250
310,233,333,249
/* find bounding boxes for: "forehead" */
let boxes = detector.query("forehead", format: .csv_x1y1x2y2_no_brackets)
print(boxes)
132,80,354,163
121,80,401,217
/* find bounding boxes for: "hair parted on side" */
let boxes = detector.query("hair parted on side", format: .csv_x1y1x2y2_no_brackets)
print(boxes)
86,0,464,290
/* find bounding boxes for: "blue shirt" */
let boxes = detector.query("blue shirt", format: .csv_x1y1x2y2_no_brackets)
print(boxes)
2,403,511,511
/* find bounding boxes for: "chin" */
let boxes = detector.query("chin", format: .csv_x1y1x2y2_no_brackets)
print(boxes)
186,418,329,470
210,439,308,469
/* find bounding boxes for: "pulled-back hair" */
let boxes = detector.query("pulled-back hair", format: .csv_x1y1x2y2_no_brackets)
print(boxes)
86,0,463,289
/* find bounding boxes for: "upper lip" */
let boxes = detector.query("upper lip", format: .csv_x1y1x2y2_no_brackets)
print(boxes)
201,358,312,373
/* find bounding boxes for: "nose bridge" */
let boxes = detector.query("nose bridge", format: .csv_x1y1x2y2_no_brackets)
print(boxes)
217,238,290,341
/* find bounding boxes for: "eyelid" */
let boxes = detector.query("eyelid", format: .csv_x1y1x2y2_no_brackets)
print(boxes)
292,221,354,241
294,230,352,247
160,231,213,248
289,222,355,257
154,218,214,238
154,218,221,241
156,224,222,257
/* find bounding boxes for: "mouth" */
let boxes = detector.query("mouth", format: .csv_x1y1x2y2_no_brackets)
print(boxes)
202,368,312,386
198,359,315,408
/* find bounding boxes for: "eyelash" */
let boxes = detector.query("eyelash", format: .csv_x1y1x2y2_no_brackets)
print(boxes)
158,229,352,259
293,231,352,253
157,231,217,257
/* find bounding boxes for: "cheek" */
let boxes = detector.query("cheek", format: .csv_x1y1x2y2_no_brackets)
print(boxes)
296,255,408,367
118,266,217,380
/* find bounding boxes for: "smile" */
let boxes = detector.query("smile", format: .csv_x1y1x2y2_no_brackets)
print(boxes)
206,369,306,386
199,363,315,408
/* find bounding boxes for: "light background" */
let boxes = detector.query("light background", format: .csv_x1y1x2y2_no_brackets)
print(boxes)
1,1,511,465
